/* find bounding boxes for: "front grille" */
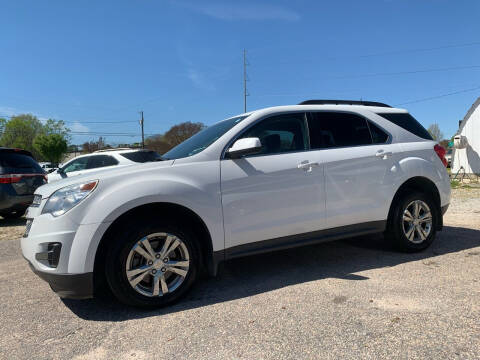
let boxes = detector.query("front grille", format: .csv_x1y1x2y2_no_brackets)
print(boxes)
23,219,33,237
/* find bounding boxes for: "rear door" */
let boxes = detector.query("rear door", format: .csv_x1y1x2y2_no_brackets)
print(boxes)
306,111,399,229
221,112,326,252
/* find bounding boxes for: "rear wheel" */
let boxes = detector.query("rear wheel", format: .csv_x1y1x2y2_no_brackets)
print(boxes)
385,191,438,252
105,218,200,308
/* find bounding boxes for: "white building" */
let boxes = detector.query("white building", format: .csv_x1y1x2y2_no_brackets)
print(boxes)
452,97,480,174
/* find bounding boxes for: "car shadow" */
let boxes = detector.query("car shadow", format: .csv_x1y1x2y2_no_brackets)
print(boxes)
0,217,26,227
62,225,480,322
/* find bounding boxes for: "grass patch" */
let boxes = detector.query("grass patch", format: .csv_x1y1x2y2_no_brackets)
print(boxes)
451,180,461,188
451,180,474,189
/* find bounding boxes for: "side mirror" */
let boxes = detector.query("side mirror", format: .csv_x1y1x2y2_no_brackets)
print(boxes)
226,137,262,159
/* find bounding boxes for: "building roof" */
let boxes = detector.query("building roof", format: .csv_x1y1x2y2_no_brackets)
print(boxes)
457,96,480,135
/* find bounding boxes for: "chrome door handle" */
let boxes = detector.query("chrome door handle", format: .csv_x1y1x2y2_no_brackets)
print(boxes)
297,161,319,172
375,150,392,159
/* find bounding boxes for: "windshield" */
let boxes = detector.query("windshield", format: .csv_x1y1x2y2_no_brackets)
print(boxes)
163,116,246,160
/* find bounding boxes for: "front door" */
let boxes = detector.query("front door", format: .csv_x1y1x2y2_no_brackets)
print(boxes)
221,112,326,252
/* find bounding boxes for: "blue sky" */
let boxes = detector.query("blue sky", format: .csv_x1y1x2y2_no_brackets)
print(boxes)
1,0,479,144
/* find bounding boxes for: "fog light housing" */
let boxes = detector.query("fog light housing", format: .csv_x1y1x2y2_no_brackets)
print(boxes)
35,243,62,268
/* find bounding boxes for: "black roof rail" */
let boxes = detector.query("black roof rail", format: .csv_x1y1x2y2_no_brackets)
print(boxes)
298,99,391,108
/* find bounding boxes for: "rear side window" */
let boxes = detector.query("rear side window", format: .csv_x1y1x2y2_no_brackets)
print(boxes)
368,121,389,144
378,113,432,140
0,152,43,174
307,112,372,149
87,155,119,169
120,151,162,163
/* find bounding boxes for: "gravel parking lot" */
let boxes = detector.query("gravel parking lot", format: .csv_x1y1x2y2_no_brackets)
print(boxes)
0,188,479,359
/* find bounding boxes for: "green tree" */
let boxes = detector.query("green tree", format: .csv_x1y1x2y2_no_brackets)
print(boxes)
0,114,44,156
427,124,444,142
0,117,6,138
43,119,70,139
145,134,172,154
33,134,68,165
163,122,205,147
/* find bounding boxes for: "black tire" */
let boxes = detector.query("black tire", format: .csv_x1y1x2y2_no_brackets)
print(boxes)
1,211,25,219
385,191,439,252
105,217,200,308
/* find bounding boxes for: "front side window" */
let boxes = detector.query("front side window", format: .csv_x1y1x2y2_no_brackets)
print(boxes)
63,157,88,173
307,112,372,149
238,113,308,156
87,155,118,169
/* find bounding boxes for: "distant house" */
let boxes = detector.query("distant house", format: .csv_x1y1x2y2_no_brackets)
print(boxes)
452,97,480,174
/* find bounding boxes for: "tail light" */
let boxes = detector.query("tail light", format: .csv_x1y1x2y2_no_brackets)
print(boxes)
0,174,46,184
434,144,448,167
0,174,23,184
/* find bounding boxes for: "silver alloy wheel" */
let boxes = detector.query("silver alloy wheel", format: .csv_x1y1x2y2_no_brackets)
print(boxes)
125,232,190,297
402,200,433,244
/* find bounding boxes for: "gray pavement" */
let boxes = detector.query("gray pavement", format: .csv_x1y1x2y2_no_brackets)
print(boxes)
0,199,479,359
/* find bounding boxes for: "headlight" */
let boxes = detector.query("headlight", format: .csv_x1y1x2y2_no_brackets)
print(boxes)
42,180,98,217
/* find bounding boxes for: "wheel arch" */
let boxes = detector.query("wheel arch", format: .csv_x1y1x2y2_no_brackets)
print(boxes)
93,202,219,295
387,176,442,231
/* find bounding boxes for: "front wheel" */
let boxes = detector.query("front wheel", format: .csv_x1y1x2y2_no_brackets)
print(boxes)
105,219,200,308
385,191,438,252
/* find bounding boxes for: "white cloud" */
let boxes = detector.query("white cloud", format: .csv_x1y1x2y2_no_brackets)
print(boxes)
180,2,300,21
187,68,216,91
0,106,20,117
0,106,51,122
70,122,90,133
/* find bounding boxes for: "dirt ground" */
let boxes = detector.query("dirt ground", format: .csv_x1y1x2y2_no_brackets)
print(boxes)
0,188,479,359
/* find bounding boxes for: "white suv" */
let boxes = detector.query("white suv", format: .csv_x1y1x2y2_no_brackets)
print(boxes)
47,148,162,182
21,100,450,308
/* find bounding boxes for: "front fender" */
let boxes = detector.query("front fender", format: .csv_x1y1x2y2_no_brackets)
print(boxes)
67,161,223,273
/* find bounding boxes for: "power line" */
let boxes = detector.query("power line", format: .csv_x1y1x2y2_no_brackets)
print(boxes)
249,40,480,63
395,85,480,106
330,64,480,80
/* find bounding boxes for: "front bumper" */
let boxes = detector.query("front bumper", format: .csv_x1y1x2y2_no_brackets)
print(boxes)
0,193,33,214
26,259,93,299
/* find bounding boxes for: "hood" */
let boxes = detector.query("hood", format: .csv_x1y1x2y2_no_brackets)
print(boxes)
35,159,175,198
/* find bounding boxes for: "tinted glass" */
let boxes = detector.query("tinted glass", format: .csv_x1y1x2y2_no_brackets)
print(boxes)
164,116,246,160
308,112,372,149
120,150,162,163
378,113,432,140
368,121,389,144
63,157,88,173
87,155,119,169
240,113,307,155
0,152,43,174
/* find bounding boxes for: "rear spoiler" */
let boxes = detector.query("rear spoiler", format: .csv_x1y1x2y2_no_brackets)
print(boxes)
0,148,34,157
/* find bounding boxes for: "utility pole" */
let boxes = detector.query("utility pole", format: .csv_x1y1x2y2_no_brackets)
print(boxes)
139,111,144,149
243,49,249,113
